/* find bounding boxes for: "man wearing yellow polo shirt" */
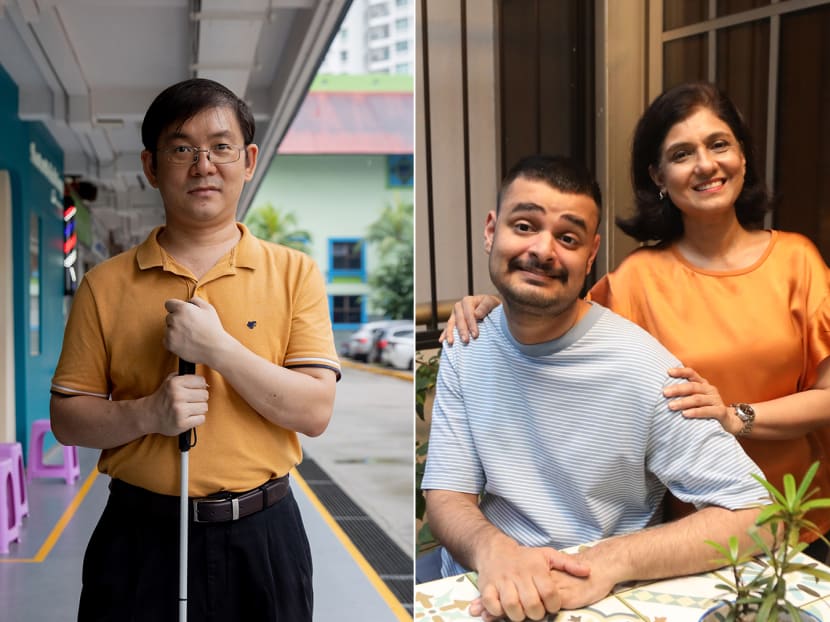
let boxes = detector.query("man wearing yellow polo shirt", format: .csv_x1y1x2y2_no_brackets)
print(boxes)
50,78,340,621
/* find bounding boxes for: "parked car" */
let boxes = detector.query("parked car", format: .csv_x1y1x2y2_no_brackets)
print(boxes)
368,320,412,363
345,320,409,362
378,326,414,370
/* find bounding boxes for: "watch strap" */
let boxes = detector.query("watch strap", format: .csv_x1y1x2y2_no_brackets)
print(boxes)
731,402,755,436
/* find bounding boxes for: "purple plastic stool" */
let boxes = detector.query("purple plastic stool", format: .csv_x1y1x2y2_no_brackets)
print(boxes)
0,457,21,553
0,442,28,519
27,419,80,485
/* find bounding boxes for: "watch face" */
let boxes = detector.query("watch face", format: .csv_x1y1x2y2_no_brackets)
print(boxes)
736,403,755,421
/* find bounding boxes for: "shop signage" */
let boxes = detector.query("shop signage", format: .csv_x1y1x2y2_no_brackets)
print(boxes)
29,141,63,195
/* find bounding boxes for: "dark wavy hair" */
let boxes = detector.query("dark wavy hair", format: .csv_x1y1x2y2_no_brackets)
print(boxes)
618,82,769,244
498,154,602,223
141,78,255,168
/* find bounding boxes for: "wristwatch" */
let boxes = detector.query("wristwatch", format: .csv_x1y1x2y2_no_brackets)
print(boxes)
731,403,755,436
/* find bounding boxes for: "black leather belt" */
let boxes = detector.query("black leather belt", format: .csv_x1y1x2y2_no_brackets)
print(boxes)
109,475,290,523
192,475,290,523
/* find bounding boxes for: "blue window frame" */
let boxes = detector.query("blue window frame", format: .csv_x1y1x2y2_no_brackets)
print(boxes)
328,238,365,282
330,294,364,330
387,154,413,187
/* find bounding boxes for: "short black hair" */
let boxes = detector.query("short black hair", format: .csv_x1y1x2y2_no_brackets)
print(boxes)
141,78,255,167
498,154,602,220
619,81,769,243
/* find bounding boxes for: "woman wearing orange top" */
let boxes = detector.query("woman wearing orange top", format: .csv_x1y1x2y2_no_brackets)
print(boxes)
443,82,830,560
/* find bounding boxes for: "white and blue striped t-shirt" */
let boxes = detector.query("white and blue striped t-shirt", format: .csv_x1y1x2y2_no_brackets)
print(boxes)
422,303,766,577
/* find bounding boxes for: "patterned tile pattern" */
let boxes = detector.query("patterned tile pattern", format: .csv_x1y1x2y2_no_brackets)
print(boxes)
414,574,480,621
414,554,830,621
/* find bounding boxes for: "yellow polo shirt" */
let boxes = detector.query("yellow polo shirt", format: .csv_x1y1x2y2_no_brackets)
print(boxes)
51,223,341,496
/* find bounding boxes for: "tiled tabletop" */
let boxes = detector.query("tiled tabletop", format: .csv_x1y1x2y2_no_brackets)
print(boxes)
414,553,830,621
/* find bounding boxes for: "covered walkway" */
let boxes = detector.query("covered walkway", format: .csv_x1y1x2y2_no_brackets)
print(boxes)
0,446,412,620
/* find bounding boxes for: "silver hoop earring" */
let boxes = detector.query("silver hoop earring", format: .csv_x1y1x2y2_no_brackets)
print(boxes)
658,190,666,201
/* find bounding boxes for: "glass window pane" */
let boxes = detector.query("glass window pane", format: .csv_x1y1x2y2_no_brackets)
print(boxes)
368,4,389,18
663,35,708,89
388,154,413,187
370,48,390,62
369,25,389,40
774,4,830,261
332,295,362,324
664,0,707,30
716,0,770,19
332,241,362,270
716,20,769,174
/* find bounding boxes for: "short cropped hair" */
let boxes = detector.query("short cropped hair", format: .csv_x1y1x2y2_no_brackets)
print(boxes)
619,81,769,243
141,78,255,167
498,154,602,221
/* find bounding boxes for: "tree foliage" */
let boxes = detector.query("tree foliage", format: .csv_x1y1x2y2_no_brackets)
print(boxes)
244,202,313,254
366,202,413,319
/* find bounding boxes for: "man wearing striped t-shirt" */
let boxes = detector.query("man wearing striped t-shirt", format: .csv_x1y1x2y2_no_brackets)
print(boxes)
422,155,766,622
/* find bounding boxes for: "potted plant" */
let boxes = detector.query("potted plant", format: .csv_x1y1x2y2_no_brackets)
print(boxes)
415,350,440,554
702,461,830,621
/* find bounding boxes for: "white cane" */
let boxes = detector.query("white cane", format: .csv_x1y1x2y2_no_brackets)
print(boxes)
178,358,196,622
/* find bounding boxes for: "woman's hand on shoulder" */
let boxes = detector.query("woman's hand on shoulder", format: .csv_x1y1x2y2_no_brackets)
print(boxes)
440,295,502,345
664,367,741,435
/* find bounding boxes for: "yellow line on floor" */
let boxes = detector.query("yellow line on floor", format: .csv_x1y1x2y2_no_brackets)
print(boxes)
3,463,415,622
291,467,413,621
0,467,99,564
340,359,413,381
33,468,99,561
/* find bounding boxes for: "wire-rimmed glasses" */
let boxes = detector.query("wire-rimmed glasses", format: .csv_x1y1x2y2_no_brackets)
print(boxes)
160,144,244,165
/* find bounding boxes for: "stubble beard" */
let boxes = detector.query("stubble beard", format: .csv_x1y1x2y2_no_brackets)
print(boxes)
489,256,578,319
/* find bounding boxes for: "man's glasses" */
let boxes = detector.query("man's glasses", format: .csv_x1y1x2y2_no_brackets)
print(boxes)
160,144,244,166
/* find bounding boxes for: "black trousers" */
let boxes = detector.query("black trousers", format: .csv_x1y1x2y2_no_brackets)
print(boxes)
78,480,313,622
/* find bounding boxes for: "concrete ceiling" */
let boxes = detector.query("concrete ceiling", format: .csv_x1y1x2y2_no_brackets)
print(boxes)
0,0,350,250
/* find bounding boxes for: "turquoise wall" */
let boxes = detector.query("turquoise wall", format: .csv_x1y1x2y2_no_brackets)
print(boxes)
0,66,65,457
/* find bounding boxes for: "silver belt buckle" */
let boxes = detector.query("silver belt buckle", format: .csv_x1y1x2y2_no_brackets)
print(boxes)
192,498,211,523
192,498,206,523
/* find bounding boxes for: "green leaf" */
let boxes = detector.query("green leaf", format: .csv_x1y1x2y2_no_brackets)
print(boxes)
798,566,830,582
783,473,797,509
706,538,733,559
801,498,830,511
713,582,738,593
728,535,741,559
753,472,788,505
243,203,314,254
756,590,777,622
784,600,803,621
796,462,821,502
756,503,784,525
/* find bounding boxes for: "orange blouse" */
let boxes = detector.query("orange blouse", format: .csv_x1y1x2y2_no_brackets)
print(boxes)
589,230,830,539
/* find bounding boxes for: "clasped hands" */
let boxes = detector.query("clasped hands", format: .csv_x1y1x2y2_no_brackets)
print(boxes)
470,543,613,622
146,297,227,438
